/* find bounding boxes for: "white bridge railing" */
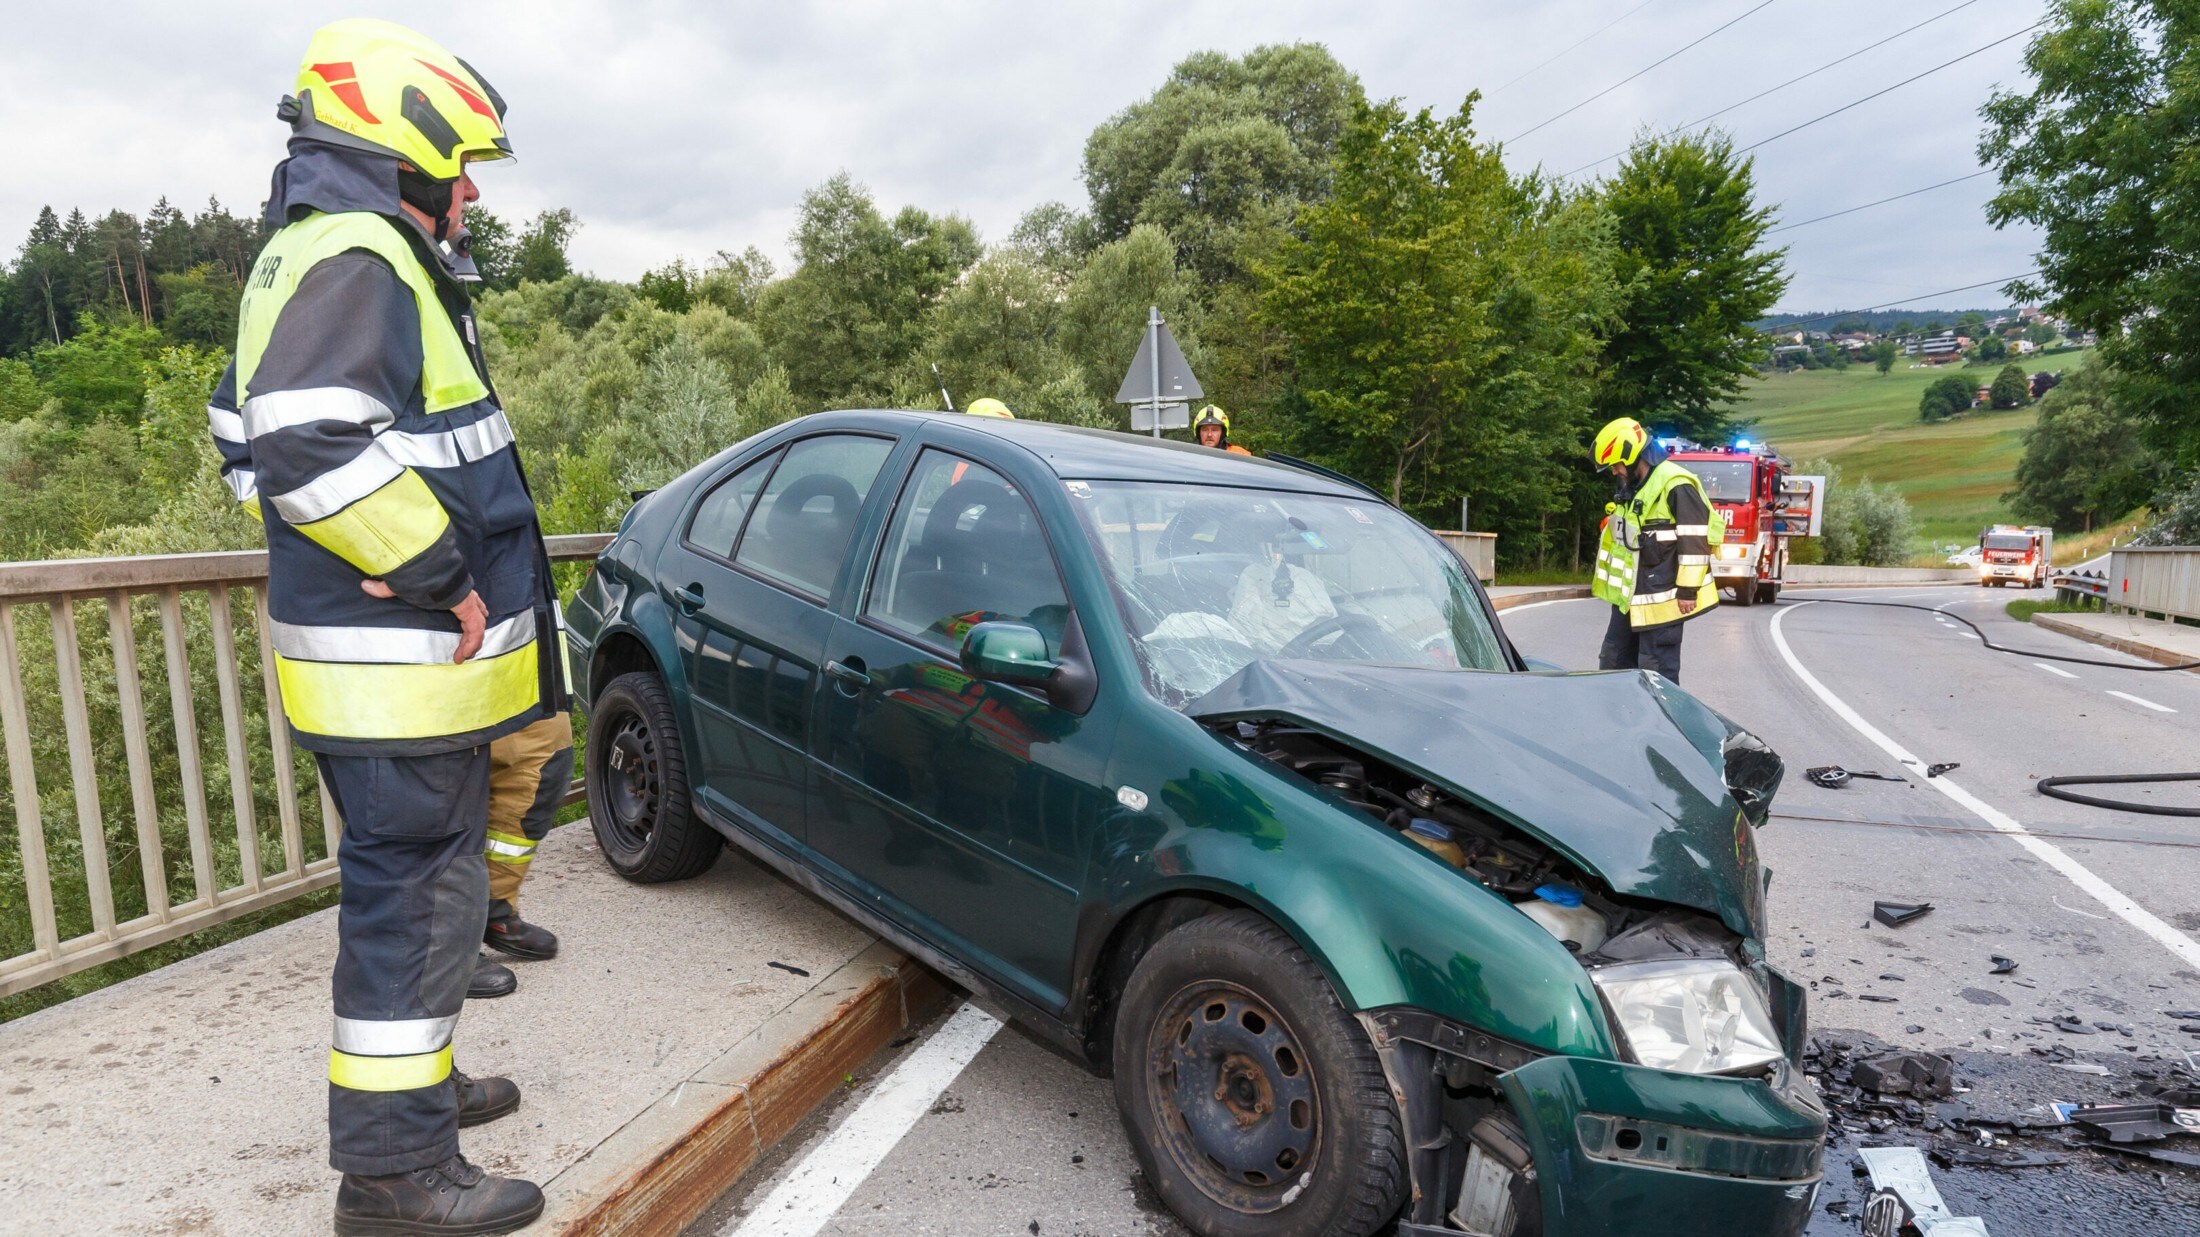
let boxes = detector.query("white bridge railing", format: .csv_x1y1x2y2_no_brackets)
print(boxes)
2109,546,2200,623
0,534,610,999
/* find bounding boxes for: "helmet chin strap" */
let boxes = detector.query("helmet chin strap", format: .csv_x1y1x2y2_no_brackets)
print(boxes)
396,167,456,240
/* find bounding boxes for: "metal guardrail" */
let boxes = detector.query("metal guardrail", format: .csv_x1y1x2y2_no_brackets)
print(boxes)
2109,546,2200,622
0,533,611,999
2053,569,2109,604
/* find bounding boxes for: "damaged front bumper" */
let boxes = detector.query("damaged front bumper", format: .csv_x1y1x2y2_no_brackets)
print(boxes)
1365,966,1827,1236
1500,1054,1826,1236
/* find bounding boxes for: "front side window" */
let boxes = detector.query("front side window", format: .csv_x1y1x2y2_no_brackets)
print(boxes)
866,450,1070,656
1070,481,1509,706
732,434,895,597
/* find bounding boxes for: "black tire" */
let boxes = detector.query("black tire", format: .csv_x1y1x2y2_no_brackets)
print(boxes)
1727,581,1755,607
586,670,718,883
1755,581,1780,605
1113,910,1406,1237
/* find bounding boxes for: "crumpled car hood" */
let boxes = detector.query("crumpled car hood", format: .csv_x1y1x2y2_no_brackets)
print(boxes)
1190,661,1768,937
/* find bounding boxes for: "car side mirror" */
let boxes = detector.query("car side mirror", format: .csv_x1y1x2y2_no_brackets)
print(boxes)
960,622,1060,688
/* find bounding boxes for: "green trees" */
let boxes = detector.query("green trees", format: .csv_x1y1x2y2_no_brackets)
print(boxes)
1980,0,2200,468
1872,340,1899,374
1259,98,1616,535
1593,133,1787,442
1919,374,1975,421
1083,44,1361,284
2006,363,2155,531
753,174,980,407
1989,363,2029,409
1974,334,2007,362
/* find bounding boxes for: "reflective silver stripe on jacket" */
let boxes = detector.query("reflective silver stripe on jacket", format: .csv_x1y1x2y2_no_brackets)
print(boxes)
1647,530,1678,542
1673,523,1712,536
485,835,535,859
224,467,259,503
269,448,404,524
271,613,537,665
332,1013,458,1056
1632,588,1678,605
380,411,517,469
241,386,395,438
207,404,246,444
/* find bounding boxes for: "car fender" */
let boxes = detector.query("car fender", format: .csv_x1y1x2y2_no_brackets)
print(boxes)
1094,711,1619,1061
576,568,696,745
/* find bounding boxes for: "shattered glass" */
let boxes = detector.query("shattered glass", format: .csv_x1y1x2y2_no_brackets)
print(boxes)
1066,480,1509,706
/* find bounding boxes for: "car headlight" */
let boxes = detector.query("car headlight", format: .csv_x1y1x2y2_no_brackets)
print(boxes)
1718,544,1749,560
1590,958,1784,1075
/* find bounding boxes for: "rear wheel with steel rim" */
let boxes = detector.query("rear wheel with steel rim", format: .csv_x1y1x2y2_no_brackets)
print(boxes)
1114,910,1405,1237
586,670,716,883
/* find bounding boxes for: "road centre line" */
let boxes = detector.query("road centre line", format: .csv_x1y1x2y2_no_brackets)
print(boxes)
724,1003,1004,1237
1768,601,2200,970
2107,690,2177,714
2034,662,2078,679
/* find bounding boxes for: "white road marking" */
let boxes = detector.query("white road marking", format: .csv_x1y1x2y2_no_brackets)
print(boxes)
724,1003,1004,1237
1496,596,1596,614
2107,690,2176,714
1769,602,2200,970
1957,631,1981,640
2034,663,2078,679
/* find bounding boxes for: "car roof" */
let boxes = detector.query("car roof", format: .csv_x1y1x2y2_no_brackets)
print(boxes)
799,409,1378,499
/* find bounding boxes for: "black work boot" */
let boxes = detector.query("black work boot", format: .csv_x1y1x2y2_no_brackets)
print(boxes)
452,1068,521,1128
333,1154,543,1236
468,955,516,1000
483,899,559,961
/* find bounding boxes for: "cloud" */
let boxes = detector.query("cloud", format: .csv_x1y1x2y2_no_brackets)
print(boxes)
0,0,2047,310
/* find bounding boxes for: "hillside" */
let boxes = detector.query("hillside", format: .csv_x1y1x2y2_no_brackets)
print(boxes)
1730,350,2089,545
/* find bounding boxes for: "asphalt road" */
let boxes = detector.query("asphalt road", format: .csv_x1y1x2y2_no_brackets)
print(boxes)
688,585,2200,1237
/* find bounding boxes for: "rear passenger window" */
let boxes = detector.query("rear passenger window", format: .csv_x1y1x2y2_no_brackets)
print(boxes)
865,450,1069,655
733,435,895,597
685,451,778,560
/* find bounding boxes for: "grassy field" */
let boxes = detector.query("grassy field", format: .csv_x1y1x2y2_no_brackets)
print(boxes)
1731,348,2090,546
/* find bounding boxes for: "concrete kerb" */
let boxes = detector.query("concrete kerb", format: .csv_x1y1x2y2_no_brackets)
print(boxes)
540,942,950,1236
2031,611,2200,673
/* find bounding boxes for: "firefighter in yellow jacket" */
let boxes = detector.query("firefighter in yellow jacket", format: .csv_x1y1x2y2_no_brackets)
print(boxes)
1589,418,1720,684
208,20,550,1233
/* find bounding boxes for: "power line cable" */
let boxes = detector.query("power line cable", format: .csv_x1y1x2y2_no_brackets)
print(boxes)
1763,273,2037,329
1561,0,1981,177
1765,170,1993,233
1506,0,1783,144
1488,0,1662,96
1734,22,2041,155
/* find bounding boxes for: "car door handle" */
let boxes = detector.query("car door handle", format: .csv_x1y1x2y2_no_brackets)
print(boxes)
673,583,706,614
825,658,871,692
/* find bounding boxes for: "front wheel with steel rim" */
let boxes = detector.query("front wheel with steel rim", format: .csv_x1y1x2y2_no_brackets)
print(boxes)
585,670,717,883
1113,910,1405,1237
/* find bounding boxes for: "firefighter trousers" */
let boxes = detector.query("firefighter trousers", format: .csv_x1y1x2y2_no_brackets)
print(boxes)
485,712,574,907
1598,605,1684,685
316,747,491,1176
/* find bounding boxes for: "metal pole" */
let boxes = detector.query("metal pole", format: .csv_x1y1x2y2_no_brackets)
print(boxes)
1148,305,1162,439
1460,495,1470,534
931,363,955,412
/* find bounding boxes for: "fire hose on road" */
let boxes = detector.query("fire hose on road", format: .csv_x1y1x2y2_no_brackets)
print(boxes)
1795,597,2200,818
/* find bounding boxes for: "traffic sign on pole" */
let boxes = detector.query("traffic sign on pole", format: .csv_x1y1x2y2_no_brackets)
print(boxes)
1115,306,1202,438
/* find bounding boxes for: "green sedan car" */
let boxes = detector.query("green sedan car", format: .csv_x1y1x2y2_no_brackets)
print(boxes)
565,410,1824,1237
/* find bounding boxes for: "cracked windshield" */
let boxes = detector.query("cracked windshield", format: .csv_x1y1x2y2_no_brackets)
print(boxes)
1069,480,1508,705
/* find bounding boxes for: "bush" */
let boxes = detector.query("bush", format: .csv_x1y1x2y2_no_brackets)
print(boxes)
1798,457,1916,565
2136,470,2200,545
1919,374,1974,421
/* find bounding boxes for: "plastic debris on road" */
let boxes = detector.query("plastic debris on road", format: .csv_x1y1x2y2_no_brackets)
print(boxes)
1874,901,1934,928
1859,1146,1989,1237
1990,955,2018,974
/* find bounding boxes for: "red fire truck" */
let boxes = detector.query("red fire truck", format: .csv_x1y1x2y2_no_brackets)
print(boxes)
1666,440,1824,607
1977,524,2053,588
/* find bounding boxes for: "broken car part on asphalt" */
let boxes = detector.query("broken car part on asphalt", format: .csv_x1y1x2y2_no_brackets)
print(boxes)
1874,901,1934,928
1807,765,1910,788
1858,1146,1989,1237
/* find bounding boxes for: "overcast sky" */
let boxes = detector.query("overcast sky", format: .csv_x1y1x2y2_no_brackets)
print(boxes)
0,0,2047,312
